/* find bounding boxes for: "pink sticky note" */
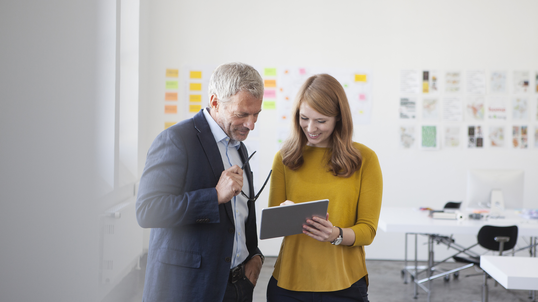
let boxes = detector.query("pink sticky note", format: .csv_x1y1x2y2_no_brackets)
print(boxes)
299,68,306,75
359,94,367,101
264,89,276,99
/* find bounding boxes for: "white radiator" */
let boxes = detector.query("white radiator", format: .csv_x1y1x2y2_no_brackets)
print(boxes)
99,197,143,294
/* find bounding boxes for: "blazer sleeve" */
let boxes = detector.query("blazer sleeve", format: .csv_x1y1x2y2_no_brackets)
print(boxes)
136,128,220,228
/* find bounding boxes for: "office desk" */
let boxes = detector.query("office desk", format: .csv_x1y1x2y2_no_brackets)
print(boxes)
378,207,538,302
480,256,538,290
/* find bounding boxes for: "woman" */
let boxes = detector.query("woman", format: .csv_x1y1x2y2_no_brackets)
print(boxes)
266,74,383,302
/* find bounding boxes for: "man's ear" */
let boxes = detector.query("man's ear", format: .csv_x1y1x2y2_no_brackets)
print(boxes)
209,94,219,111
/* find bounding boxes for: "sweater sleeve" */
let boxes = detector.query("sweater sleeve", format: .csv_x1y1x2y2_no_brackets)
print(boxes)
268,151,287,207
350,146,383,247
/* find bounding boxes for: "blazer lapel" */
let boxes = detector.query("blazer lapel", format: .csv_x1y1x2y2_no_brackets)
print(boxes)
193,110,234,222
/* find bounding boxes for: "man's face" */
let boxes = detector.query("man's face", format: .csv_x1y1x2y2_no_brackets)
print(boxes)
212,91,263,142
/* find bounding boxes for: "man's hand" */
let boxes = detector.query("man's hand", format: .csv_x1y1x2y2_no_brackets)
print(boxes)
215,165,243,204
244,255,263,287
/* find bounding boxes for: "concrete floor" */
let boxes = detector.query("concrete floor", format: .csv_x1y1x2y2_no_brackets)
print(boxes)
104,255,535,302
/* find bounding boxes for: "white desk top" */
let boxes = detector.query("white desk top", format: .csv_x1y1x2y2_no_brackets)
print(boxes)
480,256,538,290
378,207,538,236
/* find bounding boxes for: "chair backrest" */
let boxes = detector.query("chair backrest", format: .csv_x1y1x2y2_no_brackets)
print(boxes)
477,225,518,252
443,201,462,210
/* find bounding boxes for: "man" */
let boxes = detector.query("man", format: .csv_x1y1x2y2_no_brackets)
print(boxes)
136,62,265,302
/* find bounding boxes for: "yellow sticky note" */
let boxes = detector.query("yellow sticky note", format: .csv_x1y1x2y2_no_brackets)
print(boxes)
165,92,178,101
189,94,202,102
264,79,277,88
355,74,367,82
264,68,277,77
166,81,178,89
166,69,179,78
190,83,202,91
263,101,276,110
190,71,202,79
189,104,202,113
165,105,177,114
164,122,176,129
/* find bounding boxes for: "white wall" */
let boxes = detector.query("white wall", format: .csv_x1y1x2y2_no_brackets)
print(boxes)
139,0,538,259
0,1,112,301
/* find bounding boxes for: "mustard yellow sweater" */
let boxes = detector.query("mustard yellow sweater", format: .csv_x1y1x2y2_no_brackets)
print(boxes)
268,143,383,292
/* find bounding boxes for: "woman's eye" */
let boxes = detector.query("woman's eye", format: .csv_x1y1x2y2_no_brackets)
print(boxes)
300,117,308,120
318,120,326,124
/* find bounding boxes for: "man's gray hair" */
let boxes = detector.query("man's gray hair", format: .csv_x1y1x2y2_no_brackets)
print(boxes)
208,62,264,102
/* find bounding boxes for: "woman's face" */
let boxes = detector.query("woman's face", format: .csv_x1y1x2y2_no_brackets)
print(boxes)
299,102,337,148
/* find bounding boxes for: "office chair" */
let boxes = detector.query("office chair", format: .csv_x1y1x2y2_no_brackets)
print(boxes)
453,225,519,302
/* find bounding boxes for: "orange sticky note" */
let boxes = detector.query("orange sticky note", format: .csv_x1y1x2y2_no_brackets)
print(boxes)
164,122,176,129
165,105,177,114
355,74,367,82
189,94,202,103
166,69,179,78
165,92,178,101
189,104,202,113
264,79,277,88
190,71,202,79
190,83,202,91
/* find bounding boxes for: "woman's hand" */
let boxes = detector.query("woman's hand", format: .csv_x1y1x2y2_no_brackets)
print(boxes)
280,200,295,206
302,213,337,242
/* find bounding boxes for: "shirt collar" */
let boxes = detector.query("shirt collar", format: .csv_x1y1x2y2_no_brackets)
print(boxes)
203,107,240,149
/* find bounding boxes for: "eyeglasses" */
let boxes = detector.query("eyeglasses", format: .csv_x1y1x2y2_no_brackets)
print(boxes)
240,151,272,202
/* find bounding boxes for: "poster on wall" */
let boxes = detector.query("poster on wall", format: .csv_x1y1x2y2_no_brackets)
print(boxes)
422,98,440,120
489,126,505,148
422,70,439,94
445,71,462,93
489,71,507,93
399,97,416,119
513,71,530,93
444,126,461,148
466,70,486,94
400,70,420,94
512,126,528,149
512,97,529,120
442,97,463,121
466,96,485,121
399,126,416,149
421,125,439,150
468,125,483,148
487,97,508,120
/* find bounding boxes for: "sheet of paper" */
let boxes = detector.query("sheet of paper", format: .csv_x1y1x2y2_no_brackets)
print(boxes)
445,71,462,93
442,97,463,121
400,70,420,94
466,70,486,94
489,71,507,93
421,125,439,150
399,126,416,149
512,97,529,120
399,97,416,119
466,96,485,121
489,126,505,147
513,71,530,93
487,97,508,120
444,126,461,148
512,126,528,149
422,70,439,94
422,98,440,120
468,126,484,148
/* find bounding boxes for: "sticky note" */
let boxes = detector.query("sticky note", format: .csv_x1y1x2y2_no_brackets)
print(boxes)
190,71,202,79
189,104,202,113
264,79,277,88
165,105,177,114
190,83,202,91
299,68,306,75
359,94,367,101
165,122,176,129
189,94,202,103
165,92,178,101
166,81,178,89
264,68,277,77
264,89,276,99
355,74,367,82
263,101,276,110
166,69,179,78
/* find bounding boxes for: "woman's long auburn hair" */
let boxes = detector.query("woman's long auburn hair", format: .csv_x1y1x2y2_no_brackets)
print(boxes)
281,74,362,177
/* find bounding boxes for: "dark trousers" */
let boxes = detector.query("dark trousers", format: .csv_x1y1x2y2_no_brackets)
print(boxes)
223,264,255,302
267,276,369,302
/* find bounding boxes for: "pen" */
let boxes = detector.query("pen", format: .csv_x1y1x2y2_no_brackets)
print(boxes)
241,151,256,169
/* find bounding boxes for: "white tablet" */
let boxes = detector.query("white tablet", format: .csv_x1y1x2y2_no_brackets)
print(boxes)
259,199,329,240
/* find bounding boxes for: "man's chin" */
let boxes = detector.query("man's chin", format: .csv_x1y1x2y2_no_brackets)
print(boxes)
232,131,250,141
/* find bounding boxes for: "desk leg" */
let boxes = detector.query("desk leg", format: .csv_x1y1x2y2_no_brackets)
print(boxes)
530,237,536,302
427,235,434,302
414,233,418,299
404,233,408,284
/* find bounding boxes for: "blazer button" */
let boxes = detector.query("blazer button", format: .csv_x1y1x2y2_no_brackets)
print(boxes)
225,257,231,263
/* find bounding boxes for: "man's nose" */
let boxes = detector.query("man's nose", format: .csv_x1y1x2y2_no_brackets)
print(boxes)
244,115,256,130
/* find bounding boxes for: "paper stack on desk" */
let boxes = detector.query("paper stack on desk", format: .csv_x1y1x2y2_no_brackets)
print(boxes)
430,210,458,220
